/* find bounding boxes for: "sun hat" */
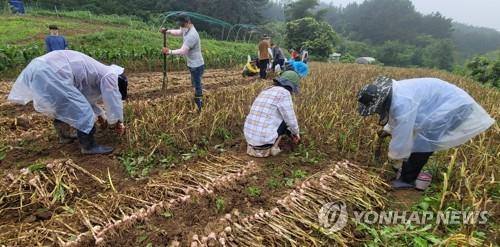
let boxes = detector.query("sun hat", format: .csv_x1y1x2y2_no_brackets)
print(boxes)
357,77,393,117
275,71,300,94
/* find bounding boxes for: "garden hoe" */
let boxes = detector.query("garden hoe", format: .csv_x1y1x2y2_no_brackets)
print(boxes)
162,31,168,93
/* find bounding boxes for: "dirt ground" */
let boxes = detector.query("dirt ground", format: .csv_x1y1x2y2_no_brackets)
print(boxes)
0,68,415,246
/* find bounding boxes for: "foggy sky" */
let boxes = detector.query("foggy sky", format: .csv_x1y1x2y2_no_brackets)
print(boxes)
325,0,500,31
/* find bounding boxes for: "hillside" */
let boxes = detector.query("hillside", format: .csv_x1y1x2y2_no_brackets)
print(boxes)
0,10,256,77
452,22,500,62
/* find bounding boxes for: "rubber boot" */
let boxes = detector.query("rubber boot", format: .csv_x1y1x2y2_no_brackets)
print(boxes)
194,96,203,113
53,120,77,144
77,127,113,155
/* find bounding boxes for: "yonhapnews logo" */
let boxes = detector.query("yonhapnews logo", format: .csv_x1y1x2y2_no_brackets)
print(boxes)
318,201,348,233
318,201,489,233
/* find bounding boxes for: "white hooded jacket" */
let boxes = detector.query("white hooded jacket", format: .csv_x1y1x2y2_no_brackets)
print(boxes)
384,78,495,160
8,50,124,134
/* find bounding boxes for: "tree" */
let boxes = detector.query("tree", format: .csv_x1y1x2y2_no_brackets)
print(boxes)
452,22,500,62
376,40,416,67
285,17,339,58
466,57,491,83
466,56,500,87
418,12,453,39
341,0,421,44
422,39,454,70
284,0,319,21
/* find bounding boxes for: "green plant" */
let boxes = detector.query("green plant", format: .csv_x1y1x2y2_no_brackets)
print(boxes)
27,162,46,172
247,186,262,197
0,145,9,161
357,223,443,247
215,127,232,141
291,143,322,164
267,178,282,189
285,17,339,58
292,169,307,179
119,152,154,177
215,196,225,213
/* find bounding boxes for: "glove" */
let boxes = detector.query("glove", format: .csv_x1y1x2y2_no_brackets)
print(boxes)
115,122,126,135
377,129,391,139
292,134,301,145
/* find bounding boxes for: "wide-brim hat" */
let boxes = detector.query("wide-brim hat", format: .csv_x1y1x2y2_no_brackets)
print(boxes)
274,71,300,94
357,77,393,116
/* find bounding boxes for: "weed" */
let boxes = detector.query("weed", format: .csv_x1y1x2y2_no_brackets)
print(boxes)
161,210,173,219
247,186,261,197
215,196,225,213
291,143,323,164
0,145,9,161
119,152,154,177
267,178,282,189
292,169,307,179
27,162,46,172
215,127,232,141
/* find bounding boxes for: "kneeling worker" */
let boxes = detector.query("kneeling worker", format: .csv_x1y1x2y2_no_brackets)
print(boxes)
357,77,494,189
8,50,128,155
242,55,260,78
244,71,302,157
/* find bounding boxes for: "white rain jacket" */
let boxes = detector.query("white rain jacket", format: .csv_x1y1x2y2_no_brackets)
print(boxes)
384,78,495,160
8,50,124,134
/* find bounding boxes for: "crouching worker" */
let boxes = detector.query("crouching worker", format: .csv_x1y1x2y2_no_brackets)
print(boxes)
8,50,128,155
357,77,495,189
285,60,309,78
242,55,260,78
244,71,302,157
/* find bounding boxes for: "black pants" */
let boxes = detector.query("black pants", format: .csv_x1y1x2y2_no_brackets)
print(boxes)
272,59,285,71
259,59,269,79
400,152,434,183
257,121,291,148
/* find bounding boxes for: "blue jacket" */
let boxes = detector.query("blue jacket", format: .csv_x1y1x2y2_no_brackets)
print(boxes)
45,35,68,52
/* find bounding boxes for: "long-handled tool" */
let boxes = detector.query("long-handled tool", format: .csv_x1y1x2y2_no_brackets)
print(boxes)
162,31,168,92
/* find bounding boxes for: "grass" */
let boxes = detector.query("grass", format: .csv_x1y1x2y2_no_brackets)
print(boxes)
0,10,256,77
0,15,113,44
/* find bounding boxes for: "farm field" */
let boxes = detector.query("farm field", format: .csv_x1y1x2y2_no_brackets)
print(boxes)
0,63,498,246
0,12,256,77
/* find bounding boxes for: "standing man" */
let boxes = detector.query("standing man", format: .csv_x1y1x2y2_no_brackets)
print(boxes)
257,35,271,79
357,77,495,189
244,71,302,158
161,14,205,112
271,43,285,72
8,50,127,155
45,25,68,53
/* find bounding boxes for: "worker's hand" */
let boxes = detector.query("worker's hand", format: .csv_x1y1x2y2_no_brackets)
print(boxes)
115,122,126,135
97,116,108,129
291,134,301,145
162,47,170,55
159,28,168,34
377,129,390,139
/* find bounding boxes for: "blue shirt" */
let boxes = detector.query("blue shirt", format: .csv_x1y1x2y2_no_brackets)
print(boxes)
45,35,68,52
